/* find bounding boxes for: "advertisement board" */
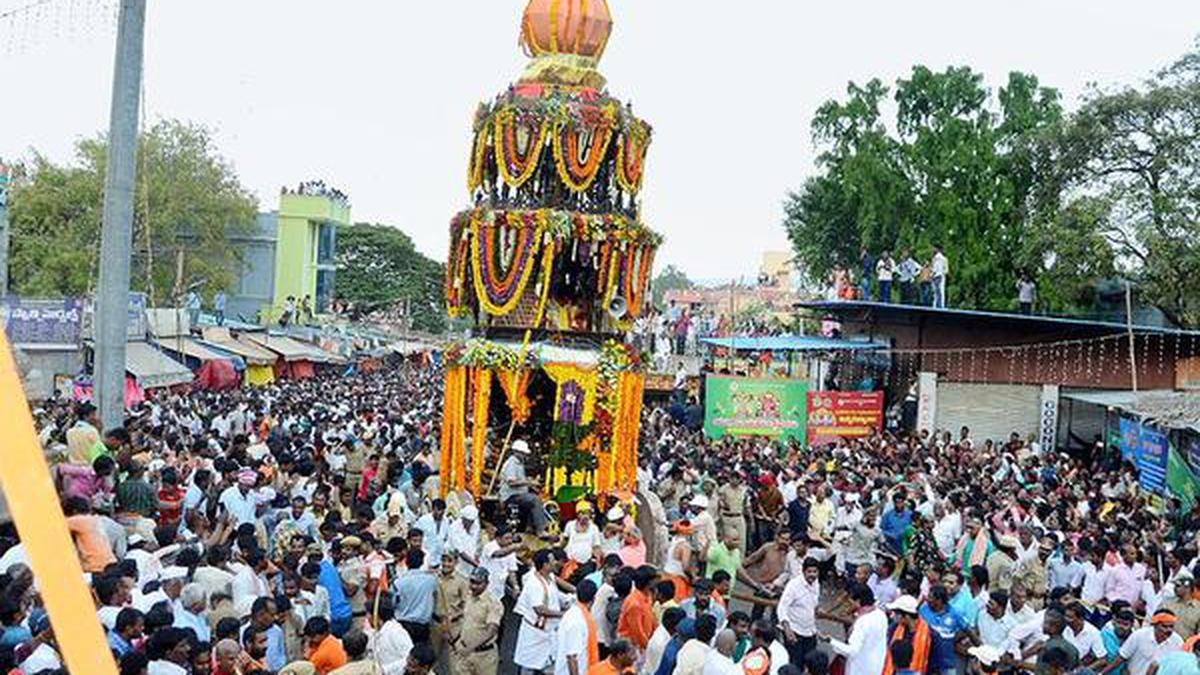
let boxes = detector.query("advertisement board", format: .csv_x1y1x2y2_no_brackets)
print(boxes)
1137,425,1169,494
703,375,807,442
806,391,884,447
0,298,83,348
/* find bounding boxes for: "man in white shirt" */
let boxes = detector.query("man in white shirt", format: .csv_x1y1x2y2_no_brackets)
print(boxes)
823,585,889,675
644,607,686,675
448,505,482,578
514,550,567,673
931,246,949,308
219,468,259,527
703,629,743,675
480,528,521,602
977,592,1015,650
413,498,451,563
778,557,821,665
676,615,719,675
556,580,599,675
1064,603,1106,665
1114,611,1184,675
230,548,272,618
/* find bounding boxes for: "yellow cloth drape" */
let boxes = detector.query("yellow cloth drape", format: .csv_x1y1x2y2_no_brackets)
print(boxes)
440,366,468,498
496,369,533,424
541,362,599,496
245,364,275,387
469,368,493,496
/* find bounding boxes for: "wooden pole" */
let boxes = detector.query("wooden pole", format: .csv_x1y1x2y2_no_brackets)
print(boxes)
1126,280,1138,392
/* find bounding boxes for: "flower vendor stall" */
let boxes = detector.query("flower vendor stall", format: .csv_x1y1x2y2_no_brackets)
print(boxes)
439,0,662,505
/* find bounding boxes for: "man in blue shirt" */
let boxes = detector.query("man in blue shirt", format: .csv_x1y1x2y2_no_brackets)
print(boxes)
393,547,440,645
920,585,969,675
318,554,353,637
245,596,287,672
881,493,914,555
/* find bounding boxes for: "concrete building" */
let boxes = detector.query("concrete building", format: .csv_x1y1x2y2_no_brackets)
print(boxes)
225,186,350,324
802,299,1200,450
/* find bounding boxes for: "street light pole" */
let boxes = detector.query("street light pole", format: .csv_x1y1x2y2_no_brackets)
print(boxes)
95,0,146,430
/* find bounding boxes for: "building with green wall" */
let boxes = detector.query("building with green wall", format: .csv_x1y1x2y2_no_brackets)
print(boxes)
226,184,350,325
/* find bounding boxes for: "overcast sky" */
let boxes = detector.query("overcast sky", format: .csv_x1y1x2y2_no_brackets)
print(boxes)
2,1,1199,281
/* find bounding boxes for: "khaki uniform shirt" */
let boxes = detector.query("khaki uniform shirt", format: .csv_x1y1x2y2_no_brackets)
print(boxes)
1162,598,1200,638
458,592,504,651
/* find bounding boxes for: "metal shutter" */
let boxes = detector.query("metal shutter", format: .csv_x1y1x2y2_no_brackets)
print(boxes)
936,382,1041,446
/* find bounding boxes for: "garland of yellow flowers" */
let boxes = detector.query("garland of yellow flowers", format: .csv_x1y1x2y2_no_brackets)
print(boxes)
469,368,492,496
469,214,544,316
552,124,613,192
494,114,548,189
467,118,490,192
439,366,468,498
615,372,644,492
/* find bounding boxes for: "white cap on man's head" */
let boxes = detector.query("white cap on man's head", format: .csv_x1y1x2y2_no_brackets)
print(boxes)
512,440,531,454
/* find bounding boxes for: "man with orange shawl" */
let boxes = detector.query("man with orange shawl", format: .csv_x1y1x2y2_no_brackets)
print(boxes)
556,579,601,675
883,595,931,675
953,517,993,574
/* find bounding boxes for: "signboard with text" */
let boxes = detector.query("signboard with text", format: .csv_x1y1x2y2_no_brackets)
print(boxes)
1137,425,1169,494
806,391,884,447
0,297,83,348
704,375,807,442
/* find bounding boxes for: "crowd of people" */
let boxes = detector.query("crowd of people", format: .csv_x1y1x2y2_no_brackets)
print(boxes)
831,248,950,309
2,358,1200,675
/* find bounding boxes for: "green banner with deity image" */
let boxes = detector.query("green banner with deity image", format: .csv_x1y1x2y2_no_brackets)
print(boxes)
703,375,807,442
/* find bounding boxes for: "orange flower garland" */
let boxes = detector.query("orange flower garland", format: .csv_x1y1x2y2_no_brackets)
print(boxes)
497,369,533,424
622,245,655,318
469,368,493,496
439,366,468,498
615,130,647,193
553,124,613,192
494,115,549,189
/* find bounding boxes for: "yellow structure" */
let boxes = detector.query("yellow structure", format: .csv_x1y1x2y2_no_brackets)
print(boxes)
0,331,117,674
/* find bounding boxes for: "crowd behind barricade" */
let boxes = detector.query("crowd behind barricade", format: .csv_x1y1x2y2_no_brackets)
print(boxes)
3,359,1200,675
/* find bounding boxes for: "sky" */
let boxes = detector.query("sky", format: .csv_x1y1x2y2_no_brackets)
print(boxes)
2,0,1200,282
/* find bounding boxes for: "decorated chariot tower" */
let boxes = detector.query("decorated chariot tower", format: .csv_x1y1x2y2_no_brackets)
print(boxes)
440,0,661,506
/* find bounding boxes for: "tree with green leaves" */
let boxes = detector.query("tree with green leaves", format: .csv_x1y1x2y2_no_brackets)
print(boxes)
335,222,446,333
651,264,694,310
7,120,258,303
784,66,1112,313
1058,46,1200,326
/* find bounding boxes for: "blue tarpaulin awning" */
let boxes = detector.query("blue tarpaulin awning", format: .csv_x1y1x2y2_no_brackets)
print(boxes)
700,336,884,352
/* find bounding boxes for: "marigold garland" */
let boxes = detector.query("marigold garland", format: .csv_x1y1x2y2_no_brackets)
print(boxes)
494,114,549,189
469,368,492,496
615,131,647,193
497,369,533,424
552,125,613,192
469,214,544,316
439,366,468,498
468,117,490,192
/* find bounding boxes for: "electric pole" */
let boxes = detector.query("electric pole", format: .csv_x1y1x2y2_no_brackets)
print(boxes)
95,0,146,430
0,164,9,297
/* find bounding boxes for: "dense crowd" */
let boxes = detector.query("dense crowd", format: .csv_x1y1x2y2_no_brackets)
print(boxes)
2,359,1200,675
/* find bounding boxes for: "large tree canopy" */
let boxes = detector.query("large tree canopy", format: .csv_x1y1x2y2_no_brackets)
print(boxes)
335,222,446,333
651,264,694,310
1058,47,1200,326
785,66,1115,314
8,120,258,303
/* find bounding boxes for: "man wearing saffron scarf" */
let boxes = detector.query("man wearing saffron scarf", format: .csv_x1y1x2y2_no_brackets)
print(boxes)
883,596,931,675
557,580,601,675
618,565,659,651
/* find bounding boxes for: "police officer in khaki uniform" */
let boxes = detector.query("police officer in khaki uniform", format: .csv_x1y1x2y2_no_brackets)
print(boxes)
717,471,749,555
434,550,470,674
452,568,503,675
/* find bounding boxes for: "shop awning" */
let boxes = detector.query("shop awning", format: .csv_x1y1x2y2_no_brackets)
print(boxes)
125,341,193,389
200,328,276,366
700,335,885,352
1062,389,1200,433
153,336,232,363
247,334,344,364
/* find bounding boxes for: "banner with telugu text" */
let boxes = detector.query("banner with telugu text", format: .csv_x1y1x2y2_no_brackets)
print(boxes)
806,391,884,447
703,375,807,442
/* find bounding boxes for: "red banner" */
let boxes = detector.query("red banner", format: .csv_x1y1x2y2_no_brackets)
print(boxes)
806,391,884,446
